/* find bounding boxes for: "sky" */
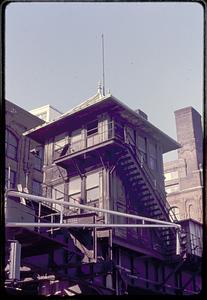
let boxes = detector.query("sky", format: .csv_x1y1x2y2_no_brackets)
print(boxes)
5,1,204,161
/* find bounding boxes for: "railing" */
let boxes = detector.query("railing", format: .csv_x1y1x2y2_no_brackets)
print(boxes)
53,121,125,161
189,233,202,257
126,132,179,224
6,190,183,259
41,184,106,223
41,184,81,214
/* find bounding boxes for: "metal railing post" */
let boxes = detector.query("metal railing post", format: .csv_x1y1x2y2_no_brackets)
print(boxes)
51,214,54,236
176,228,180,255
38,202,41,233
60,201,63,224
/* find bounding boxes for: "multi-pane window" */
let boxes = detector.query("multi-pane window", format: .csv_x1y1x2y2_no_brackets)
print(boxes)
87,120,99,147
54,133,66,152
149,142,157,170
32,180,42,196
137,135,147,163
86,171,100,205
87,120,98,136
33,147,44,171
5,130,18,160
68,177,81,200
70,129,83,152
68,177,81,213
5,168,16,189
52,183,64,211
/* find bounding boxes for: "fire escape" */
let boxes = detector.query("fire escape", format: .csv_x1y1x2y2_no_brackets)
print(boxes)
51,120,187,280
53,120,182,256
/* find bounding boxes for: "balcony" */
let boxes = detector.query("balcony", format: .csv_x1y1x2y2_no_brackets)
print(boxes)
53,121,125,167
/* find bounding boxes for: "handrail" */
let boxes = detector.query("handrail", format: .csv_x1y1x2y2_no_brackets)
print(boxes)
42,184,81,205
6,191,181,227
125,131,178,224
53,121,124,160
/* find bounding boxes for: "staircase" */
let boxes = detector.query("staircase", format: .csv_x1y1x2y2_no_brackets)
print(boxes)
69,229,95,263
115,136,180,257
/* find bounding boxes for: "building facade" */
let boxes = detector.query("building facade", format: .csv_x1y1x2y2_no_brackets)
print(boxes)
29,104,62,122
5,100,44,194
164,107,203,223
5,100,46,288
5,94,202,295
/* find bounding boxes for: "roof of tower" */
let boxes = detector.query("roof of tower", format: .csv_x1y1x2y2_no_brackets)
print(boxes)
23,90,180,153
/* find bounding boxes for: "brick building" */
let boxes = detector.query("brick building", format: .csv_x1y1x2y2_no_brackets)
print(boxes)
29,104,63,122
5,100,45,286
164,107,203,223
5,100,44,193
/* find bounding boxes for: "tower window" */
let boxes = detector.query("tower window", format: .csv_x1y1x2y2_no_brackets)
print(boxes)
86,171,100,203
5,130,18,160
87,120,98,136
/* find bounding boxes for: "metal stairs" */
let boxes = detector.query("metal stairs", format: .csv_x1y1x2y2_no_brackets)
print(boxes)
116,144,179,257
69,229,95,263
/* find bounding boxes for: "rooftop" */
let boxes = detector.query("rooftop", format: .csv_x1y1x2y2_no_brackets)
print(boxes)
29,104,63,115
23,88,180,153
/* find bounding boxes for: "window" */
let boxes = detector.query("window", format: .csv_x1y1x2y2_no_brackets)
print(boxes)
87,120,99,147
69,177,81,200
86,171,100,204
87,120,98,136
5,168,16,188
54,133,67,159
68,177,81,213
137,135,147,163
52,183,64,211
149,142,157,170
5,130,18,160
54,133,66,152
32,180,42,196
164,171,179,181
33,147,44,171
70,129,83,152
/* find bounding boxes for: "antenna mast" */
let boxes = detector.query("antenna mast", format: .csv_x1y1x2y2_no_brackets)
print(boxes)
101,34,105,96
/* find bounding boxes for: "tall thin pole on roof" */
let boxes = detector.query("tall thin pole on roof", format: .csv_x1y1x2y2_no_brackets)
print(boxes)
101,33,105,96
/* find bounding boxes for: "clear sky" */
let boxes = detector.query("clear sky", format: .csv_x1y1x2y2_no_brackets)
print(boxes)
5,1,204,161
